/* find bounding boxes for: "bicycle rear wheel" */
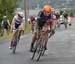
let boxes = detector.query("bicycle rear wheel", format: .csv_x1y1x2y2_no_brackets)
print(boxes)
12,46,16,54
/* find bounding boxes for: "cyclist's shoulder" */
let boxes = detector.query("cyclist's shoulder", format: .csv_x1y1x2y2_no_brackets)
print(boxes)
38,10,43,13
23,17,25,20
38,10,44,16
13,15,18,19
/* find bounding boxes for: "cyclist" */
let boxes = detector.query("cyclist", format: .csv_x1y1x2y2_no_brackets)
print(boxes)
56,12,60,20
28,16,35,33
9,12,25,49
63,11,68,20
52,11,57,29
1,16,10,36
55,12,60,26
48,10,55,38
30,5,53,52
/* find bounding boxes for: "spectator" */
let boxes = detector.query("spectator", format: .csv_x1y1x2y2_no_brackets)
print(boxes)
1,16,10,36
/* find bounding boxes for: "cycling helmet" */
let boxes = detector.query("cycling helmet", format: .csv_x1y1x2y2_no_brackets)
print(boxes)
3,16,7,19
43,5,52,13
18,12,24,18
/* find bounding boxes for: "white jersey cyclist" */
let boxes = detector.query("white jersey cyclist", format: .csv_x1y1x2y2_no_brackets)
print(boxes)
11,12,25,31
9,12,25,49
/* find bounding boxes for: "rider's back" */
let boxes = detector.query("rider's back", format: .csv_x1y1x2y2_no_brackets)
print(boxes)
37,10,52,27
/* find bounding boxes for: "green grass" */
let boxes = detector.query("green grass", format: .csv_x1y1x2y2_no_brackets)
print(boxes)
0,32,12,40
25,24,31,33
0,24,31,40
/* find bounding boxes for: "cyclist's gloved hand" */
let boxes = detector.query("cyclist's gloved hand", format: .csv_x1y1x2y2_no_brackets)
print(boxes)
11,26,15,32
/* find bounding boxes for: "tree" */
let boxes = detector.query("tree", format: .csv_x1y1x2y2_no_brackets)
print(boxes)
0,0,17,23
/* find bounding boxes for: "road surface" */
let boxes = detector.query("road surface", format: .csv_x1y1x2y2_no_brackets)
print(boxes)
0,19,75,64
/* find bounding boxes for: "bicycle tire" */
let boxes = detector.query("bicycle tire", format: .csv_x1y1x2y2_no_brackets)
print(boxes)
41,40,46,56
31,47,37,60
64,22,67,29
12,31,18,54
36,39,44,61
31,39,40,60
31,38,41,60
36,50,42,61
12,46,16,54
12,39,17,54
41,48,45,56
11,30,21,54
31,31,46,61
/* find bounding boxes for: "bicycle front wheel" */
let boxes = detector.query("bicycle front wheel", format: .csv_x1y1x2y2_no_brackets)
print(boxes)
12,36,18,54
12,46,16,54
35,39,44,61
31,38,42,61
41,40,46,56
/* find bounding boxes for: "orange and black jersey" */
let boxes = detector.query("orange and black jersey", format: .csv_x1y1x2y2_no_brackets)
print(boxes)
37,11,53,27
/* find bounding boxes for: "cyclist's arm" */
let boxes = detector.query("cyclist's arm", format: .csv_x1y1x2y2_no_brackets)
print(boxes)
37,11,44,21
49,13,53,22
22,18,25,30
7,20,10,26
11,18,15,30
37,11,47,28
1,20,3,27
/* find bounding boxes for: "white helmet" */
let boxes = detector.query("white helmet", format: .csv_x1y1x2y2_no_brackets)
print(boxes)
18,12,24,18
3,16,7,19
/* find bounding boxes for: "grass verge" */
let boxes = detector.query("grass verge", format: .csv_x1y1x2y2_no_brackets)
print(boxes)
0,24,31,40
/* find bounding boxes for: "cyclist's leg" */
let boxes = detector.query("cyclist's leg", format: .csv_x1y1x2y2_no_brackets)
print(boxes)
31,24,33,32
41,25,48,50
30,22,40,52
54,19,57,29
44,31,48,50
30,32,37,51
18,30,22,41
49,21,55,38
32,24,34,33
64,18,67,28
4,26,9,36
3,28,7,36
1,27,4,36
49,22,55,38
50,21,52,31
